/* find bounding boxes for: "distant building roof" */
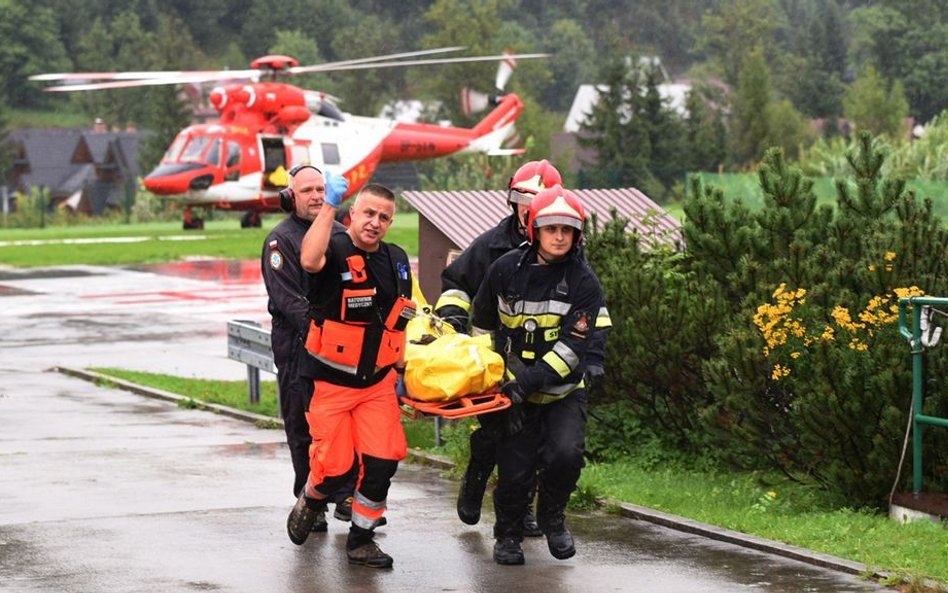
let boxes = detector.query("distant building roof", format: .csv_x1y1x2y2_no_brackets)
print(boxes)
564,83,692,134
7,127,146,197
402,187,682,250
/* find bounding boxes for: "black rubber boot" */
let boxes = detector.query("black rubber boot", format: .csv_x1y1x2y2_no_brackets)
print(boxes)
493,536,525,565
544,523,575,559
537,496,575,559
457,461,493,525
522,507,542,537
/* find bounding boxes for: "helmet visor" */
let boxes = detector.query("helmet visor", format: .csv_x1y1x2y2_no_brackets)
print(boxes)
507,188,536,205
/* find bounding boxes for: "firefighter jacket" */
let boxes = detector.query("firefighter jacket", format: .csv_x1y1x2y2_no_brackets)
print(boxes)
302,229,415,388
436,214,612,367
471,245,606,404
436,214,525,330
261,213,347,365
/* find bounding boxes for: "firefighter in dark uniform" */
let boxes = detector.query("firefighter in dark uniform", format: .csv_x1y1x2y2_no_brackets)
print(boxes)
286,182,414,569
436,160,611,536
471,185,607,565
261,164,357,530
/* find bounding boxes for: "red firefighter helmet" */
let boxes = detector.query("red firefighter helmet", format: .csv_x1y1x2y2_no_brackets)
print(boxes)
526,184,586,244
507,159,563,206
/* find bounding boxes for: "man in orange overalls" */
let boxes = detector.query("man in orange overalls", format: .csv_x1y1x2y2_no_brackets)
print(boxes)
287,178,414,569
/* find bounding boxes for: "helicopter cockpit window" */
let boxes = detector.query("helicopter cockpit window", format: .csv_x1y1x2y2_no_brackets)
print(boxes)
321,143,340,165
180,137,211,163
162,135,187,162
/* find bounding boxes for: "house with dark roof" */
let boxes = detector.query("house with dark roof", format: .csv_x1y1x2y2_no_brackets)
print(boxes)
8,127,147,215
401,188,682,304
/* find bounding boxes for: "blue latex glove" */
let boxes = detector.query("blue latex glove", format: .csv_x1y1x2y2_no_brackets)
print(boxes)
395,369,408,399
324,170,349,208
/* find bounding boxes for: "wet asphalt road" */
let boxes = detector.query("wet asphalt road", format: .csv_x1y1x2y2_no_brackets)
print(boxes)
0,261,888,592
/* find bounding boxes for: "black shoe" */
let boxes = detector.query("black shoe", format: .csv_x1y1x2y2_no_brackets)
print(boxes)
545,525,576,560
457,464,491,525
311,510,328,532
493,536,525,565
522,509,543,537
347,541,394,568
287,494,324,545
334,496,353,522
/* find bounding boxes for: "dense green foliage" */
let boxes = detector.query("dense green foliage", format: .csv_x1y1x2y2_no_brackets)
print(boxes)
585,133,948,508
6,0,946,185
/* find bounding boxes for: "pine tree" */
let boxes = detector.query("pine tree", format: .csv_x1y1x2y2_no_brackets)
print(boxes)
684,85,727,172
576,56,650,189
730,48,772,167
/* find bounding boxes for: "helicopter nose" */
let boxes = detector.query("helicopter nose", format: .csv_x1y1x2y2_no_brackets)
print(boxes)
144,163,211,195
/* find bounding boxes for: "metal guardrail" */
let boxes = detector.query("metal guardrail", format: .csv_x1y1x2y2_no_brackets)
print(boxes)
226,319,276,404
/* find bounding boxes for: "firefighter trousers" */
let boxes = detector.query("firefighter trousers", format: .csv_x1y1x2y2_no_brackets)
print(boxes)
492,389,587,540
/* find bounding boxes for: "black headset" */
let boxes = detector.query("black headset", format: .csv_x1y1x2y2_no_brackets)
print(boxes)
278,164,322,212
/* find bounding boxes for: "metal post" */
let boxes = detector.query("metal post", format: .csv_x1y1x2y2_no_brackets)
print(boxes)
247,365,261,405
39,186,46,229
911,304,924,493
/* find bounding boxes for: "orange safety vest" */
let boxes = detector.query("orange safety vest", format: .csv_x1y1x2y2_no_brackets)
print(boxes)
304,232,415,381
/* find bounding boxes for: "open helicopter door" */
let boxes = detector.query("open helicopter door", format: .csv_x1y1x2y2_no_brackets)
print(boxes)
261,136,288,190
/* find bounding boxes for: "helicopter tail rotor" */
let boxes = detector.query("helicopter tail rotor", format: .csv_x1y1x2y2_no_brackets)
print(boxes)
460,50,519,117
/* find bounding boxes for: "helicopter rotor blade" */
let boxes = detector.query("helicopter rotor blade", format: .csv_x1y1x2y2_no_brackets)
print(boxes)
308,53,549,73
30,68,259,83
42,72,259,92
289,46,466,75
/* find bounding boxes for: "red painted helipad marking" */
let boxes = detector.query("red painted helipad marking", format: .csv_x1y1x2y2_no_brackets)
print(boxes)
138,260,263,285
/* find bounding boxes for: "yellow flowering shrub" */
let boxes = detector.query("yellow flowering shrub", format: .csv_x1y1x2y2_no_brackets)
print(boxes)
754,282,925,379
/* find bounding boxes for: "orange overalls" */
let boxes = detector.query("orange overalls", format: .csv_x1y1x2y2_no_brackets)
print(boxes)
301,233,415,530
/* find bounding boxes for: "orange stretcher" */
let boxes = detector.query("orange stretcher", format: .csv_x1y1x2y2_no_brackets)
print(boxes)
399,392,511,420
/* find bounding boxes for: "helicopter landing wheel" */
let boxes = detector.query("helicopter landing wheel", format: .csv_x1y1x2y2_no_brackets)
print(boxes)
182,206,205,230
240,211,262,228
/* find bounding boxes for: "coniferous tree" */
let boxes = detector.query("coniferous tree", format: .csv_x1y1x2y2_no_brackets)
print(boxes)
843,65,909,140
730,48,772,167
684,85,727,172
576,56,650,189
642,67,687,196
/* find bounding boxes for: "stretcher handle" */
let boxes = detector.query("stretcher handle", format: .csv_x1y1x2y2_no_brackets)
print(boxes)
398,392,511,419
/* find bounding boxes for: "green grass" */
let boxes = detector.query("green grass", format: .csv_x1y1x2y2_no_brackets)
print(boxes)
89,367,948,588
10,107,91,128
580,461,948,584
690,172,948,221
0,213,419,267
93,367,438,451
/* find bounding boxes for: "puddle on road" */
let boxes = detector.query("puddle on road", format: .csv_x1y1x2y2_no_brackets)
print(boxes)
130,260,261,285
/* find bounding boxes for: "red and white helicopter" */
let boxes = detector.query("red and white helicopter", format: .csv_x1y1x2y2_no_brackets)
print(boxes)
31,47,545,228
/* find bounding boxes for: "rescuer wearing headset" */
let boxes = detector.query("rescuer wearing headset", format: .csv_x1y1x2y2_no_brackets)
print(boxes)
287,180,413,569
435,160,611,537
471,185,607,565
261,164,357,531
